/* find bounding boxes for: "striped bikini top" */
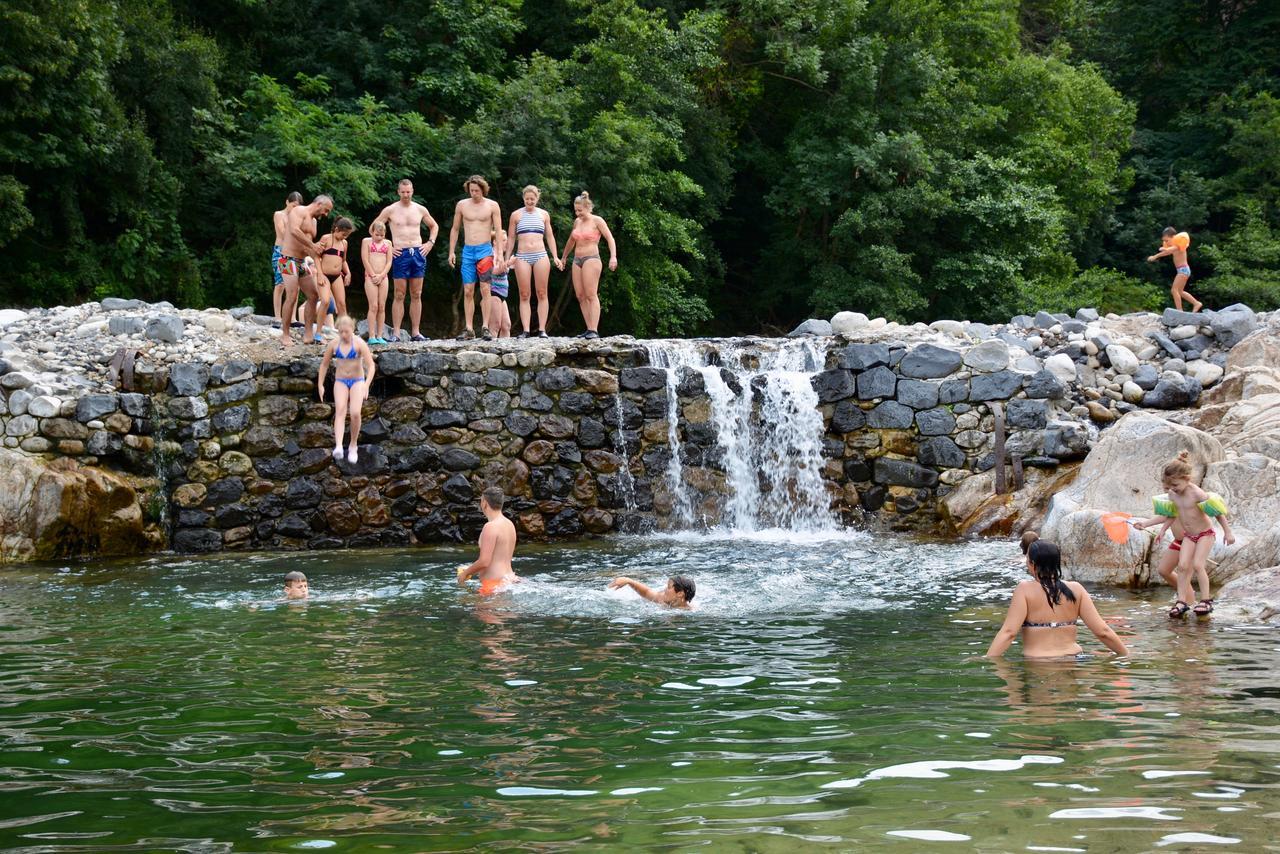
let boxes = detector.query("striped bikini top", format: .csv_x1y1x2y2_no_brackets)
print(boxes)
516,208,544,235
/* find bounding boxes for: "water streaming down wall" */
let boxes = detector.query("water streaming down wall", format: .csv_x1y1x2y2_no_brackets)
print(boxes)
645,339,839,533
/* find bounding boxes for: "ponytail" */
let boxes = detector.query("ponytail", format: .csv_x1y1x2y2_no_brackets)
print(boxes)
1028,540,1075,607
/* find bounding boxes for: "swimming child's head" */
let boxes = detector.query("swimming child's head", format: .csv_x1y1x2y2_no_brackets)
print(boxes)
283,570,309,599
370,220,386,238
668,575,695,604
286,190,303,206
481,486,505,513
1162,450,1195,493
332,216,354,239
1019,530,1040,555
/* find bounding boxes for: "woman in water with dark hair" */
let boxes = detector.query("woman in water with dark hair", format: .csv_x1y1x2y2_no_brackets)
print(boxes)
986,541,1128,658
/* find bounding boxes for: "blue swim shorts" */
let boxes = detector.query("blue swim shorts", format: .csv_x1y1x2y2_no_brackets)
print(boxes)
271,245,284,287
391,246,427,280
1176,265,1191,278
460,243,494,285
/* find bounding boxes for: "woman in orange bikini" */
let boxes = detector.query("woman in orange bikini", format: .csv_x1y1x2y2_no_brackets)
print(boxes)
558,191,618,340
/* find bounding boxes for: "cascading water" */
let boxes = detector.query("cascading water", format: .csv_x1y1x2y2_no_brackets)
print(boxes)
644,338,839,533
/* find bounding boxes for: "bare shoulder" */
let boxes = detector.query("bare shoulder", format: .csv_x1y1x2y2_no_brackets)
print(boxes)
1066,580,1090,598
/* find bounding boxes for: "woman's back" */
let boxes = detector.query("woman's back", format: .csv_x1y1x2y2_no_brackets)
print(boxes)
1016,579,1084,658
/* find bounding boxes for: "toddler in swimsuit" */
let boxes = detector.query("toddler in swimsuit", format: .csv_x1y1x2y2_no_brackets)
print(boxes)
481,248,512,339
1133,451,1235,618
316,315,376,463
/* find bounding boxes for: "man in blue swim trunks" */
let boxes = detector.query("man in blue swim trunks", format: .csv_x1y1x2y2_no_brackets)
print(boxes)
372,179,439,342
272,191,303,327
448,175,502,340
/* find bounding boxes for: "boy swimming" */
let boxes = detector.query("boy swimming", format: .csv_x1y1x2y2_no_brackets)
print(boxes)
457,487,520,595
283,570,309,600
609,575,696,610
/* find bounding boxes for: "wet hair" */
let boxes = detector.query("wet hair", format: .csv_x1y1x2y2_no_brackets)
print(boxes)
1020,530,1040,555
671,575,695,602
286,191,303,204
482,486,505,511
574,190,593,211
1162,450,1194,486
370,220,385,235
332,216,353,234
464,175,489,195
523,185,541,201
313,194,334,208
336,314,355,329
399,178,413,188
284,570,307,584
1162,226,1177,237
1027,540,1074,607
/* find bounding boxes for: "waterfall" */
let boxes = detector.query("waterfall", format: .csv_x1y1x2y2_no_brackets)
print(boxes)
609,392,637,515
644,338,838,533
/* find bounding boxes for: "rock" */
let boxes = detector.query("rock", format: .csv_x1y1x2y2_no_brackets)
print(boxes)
1033,310,1057,329
1010,314,1033,329
1104,344,1139,376
1043,421,1090,460
6,388,32,415
167,396,209,420
1210,304,1259,348
441,448,480,471
1161,307,1202,327
1025,369,1067,400
73,393,118,423
918,436,965,468
1146,331,1184,359
145,315,185,343
969,370,1024,401
830,400,867,433
1043,353,1077,385
1163,359,1187,375
456,350,502,372
1122,381,1145,404
939,378,969,404
201,314,233,334
0,309,29,329
963,340,1009,373
0,449,148,561
1007,398,1049,429
811,369,856,403
873,457,939,489
1227,327,1280,371
915,407,956,436
1142,374,1201,409
1185,360,1224,388
898,344,963,379
1170,324,1198,341
866,400,914,429
1085,400,1115,423
108,316,145,335
856,365,897,400
896,379,940,410
788,318,833,337
1133,364,1159,391
929,319,966,337
838,343,891,371
169,363,210,396
830,311,869,335
620,367,666,392
27,395,61,418
1075,308,1100,322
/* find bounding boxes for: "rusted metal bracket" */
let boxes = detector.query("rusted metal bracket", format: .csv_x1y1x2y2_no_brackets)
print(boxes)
107,347,138,391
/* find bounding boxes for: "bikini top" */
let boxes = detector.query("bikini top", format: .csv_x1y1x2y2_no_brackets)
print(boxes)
516,208,544,236
571,218,600,242
1022,619,1078,629
335,341,359,360
369,240,390,254
323,245,345,258
1153,492,1229,518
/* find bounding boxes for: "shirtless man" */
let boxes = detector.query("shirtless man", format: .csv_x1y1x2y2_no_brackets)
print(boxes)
272,191,303,326
279,194,333,348
448,175,502,340
372,179,439,343
457,487,519,595
609,576,696,610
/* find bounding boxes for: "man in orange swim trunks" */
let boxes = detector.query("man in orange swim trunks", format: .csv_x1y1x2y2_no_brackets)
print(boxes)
456,486,519,595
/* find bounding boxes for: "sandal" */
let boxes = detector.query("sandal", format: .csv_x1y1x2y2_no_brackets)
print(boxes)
1193,598,1214,617
1168,600,1191,619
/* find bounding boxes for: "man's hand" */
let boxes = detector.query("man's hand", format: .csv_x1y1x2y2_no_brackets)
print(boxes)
317,381,325,402
391,246,402,258
448,252,457,269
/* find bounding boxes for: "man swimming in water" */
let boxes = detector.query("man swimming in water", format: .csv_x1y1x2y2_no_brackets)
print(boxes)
609,576,695,610
457,487,519,596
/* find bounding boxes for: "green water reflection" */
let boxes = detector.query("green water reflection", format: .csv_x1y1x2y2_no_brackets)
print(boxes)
0,533,1277,850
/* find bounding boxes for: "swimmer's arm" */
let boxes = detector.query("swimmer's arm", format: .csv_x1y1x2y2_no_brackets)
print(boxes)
291,215,321,257
985,588,1027,657
1131,515,1167,531
1077,588,1128,656
361,339,376,384
316,341,334,400
1217,514,1235,545
423,207,439,247
609,577,661,603
1147,246,1175,261
458,527,497,584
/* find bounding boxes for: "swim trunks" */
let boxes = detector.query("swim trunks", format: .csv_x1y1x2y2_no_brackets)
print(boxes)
271,245,284,287
391,246,426,280
489,272,509,299
479,576,511,596
1176,265,1192,278
276,254,307,278
461,242,494,285
1182,528,1215,544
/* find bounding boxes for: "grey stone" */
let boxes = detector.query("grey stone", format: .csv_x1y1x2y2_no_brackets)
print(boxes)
1161,307,1202,327
620,367,666,392
1010,314,1034,329
505,412,539,437
75,393,119,423
918,436,965,468
1024,369,1067,400
86,431,123,456
1142,374,1201,409
108,316,145,335
422,409,467,428
212,404,251,434
867,400,914,429
413,352,456,374
1006,398,1049,429
209,360,255,385
120,393,149,417
442,473,474,504
838,343,890,371
1061,320,1087,335
173,529,222,553
168,363,209,396
536,367,576,391
481,390,511,417
899,344,963,379
577,417,607,449
486,368,519,388
377,351,414,375
0,371,35,390
277,514,314,539
441,448,481,471
517,385,554,411
1145,331,1183,359
229,306,254,319
856,366,897,400
1210,305,1258,347
1043,420,1090,459
145,314,185,343
167,396,209,420
558,392,595,415
1089,332,1113,351
1033,310,1058,329
390,444,441,473
830,400,867,433
939,378,969,404
285,478,322,508
6,388,32,415
206,379,257,407
5,414,37,437
206,477,245,506
1182,333,1214,354
915,408,956,436
1075,307,1099,322
1164,358,1187,374
1133,364,1159,390
812,369,856,403
896,378,940,410
963,340,1009,373
26,396,60,418
788,318,833,337
969,370,1024,401
101,297,146,311
874,457,939,488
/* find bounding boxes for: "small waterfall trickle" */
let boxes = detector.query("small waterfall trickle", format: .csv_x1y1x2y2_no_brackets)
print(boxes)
609,392,637,515
643,338,839,533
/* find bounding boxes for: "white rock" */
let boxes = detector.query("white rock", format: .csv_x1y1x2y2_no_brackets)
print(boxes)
6,388,33,415
830,311,869,335
75,320,108,336
1186,360,1224,387
1026,335,1043,349
1170,324,1197,341
1122,381,1145,403
1105,344,1139,375
26,396,61,418
1083,341,1099,356
929,319,966,337
962,339,1009,372
1045,353,1078,384
868,317,888,330
1137,344,1159,360
0,309,27,329
515,349,556,368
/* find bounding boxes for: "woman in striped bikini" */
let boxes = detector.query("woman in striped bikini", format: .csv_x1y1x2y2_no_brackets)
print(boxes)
504,185,561,338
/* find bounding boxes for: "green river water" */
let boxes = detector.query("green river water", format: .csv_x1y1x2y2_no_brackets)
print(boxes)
1,531,1278,851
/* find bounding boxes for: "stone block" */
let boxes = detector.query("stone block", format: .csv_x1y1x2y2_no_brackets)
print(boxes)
915,408,956,436
867,400,914,429
896,379,940,410
838,343,890,370
969,370,1024,401
918,436,965,468
812,369,855,403
1006,398,1049,429
620,367,666,392
856,366,896,400
75,393,119,423
898,344,963,379
873,457,939,488
145,314,185,343
831,400,866,433
1024,369,1067,400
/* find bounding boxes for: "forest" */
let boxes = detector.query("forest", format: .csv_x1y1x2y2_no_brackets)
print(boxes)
2,0,1277,336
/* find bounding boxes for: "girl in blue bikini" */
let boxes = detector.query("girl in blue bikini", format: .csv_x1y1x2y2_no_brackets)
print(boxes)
317,315,376,463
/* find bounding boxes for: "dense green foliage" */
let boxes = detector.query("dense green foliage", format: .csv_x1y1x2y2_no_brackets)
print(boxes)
1,0,1276,334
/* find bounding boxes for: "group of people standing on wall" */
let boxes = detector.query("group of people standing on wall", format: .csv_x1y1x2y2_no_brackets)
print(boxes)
269,175,619,350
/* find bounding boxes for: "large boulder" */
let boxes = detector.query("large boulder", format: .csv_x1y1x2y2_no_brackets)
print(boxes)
0,449,151,562
1203,453,1280,584
1040,412,1225,584
830,312,869,336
